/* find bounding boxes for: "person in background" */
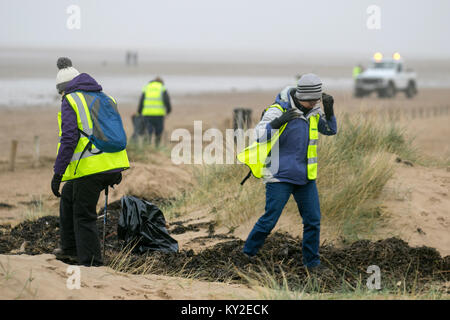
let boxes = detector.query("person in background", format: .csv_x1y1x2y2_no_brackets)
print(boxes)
137,77,172,147
353,64,364,79
51,57,129,266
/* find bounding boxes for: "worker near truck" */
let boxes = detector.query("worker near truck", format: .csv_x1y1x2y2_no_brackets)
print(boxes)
353,64,363,79
137,77,172,147
51,57,129,266
242,73,337,276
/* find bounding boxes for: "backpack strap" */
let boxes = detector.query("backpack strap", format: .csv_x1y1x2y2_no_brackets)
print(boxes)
73,130,102,176
240,170,252,185
78,129,103,154
73,141,90,176
260,103,285,119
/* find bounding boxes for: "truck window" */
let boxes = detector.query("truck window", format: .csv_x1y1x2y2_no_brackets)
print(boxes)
372,62,396,69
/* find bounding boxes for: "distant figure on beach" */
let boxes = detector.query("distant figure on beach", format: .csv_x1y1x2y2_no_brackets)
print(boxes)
125,51,130,66
125,51,138,66
136,77,172,147
51,57,129,266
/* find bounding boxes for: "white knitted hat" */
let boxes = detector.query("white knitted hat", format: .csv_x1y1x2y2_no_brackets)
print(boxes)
56,57,80,93
295,73,322,101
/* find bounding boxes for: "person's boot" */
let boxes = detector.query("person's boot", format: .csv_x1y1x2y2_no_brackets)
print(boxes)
53,247,78,264
155,136,161,148
235,251,257,266
306,264,333,278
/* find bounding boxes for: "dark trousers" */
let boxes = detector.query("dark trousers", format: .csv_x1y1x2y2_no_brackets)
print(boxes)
144,116,164,146
59,172,121,266
243,181,321,267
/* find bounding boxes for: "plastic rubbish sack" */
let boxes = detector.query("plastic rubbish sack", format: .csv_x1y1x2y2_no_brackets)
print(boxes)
131,114,146,142
118,195,178,253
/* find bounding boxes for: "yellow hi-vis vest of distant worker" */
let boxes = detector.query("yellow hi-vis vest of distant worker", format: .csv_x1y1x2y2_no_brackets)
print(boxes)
353,66,362,79
237,104,320,180
141,81,166,116
57,91,130,182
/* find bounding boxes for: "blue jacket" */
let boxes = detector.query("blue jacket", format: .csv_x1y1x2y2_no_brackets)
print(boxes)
255,88,337,185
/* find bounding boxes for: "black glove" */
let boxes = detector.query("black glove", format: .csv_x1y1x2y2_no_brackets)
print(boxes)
51,173,63,198
322,92,334,121
269,109,300,129
110,172,122,187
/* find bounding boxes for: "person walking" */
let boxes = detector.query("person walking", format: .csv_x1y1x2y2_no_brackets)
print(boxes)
51,57,130,266
242,73,337,275
137,77,172,147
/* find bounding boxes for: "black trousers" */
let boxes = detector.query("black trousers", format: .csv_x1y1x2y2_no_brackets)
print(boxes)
144,116,164,146
59,172,121,266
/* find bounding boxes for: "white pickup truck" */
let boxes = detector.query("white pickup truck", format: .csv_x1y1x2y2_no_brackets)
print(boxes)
354,58,418,98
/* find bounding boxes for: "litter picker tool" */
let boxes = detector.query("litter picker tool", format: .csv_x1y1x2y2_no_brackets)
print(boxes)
103,186,109,258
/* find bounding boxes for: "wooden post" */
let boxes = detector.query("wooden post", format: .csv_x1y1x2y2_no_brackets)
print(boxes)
9,140,18,171
33,136,40,168
233,108,252,130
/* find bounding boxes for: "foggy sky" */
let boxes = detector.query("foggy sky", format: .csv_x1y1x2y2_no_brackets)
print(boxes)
1,0,450,60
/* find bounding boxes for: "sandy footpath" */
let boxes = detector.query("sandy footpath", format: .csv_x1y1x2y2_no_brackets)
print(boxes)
0,254,259,300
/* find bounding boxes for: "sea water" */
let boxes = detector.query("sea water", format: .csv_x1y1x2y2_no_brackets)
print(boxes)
0,74,353,108
0,73,449,108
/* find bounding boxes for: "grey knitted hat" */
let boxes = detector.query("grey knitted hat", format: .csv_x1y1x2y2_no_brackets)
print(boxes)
295,73,322,101
56,57,80,94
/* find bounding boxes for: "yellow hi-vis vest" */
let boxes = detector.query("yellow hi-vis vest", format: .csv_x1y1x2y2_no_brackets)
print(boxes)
237,104,319,180
307,114,319,180
353,66,362,79
57,91,130,182
141,81,166,116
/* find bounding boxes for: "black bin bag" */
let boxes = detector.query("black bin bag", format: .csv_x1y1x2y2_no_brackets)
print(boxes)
118,196,178,253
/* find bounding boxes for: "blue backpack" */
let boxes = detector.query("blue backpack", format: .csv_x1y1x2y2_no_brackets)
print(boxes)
79,91,127,153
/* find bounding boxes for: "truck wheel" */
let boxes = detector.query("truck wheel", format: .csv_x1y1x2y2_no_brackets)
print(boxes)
354,89,365,98
405,81,416,98
385,82,396,98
